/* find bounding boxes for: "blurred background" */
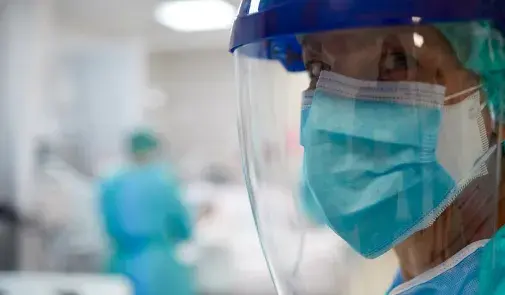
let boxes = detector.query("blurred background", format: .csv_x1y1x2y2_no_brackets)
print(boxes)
0,0,397,294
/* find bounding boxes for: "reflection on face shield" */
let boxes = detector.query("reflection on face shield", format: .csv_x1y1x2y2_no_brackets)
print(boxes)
298,24,503,267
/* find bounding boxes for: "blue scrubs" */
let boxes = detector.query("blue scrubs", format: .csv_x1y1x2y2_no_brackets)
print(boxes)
100,163,194,295
386,270,403,294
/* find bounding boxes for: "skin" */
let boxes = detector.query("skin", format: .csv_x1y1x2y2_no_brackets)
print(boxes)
299,25,505,281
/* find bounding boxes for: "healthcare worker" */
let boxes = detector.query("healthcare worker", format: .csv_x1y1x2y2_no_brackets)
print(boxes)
100,130,194,295
230,1,505,294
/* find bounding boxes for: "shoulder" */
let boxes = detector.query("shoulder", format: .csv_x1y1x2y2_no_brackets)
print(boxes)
98,168,130,193
385,269,403,294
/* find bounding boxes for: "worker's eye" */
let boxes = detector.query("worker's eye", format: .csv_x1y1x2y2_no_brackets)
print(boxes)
382,51,418,71
378,50,419,81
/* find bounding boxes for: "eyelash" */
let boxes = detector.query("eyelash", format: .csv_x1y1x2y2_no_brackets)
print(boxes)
383,52,419,70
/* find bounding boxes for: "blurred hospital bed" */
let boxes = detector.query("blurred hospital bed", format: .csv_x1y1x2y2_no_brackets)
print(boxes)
29,154,106,272
0,273,132,295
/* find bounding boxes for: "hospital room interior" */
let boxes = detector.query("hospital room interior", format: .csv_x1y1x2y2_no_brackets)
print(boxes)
0,0,398,294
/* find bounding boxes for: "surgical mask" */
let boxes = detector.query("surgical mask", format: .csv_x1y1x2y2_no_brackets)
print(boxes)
301,70,490,258
300,90,329,226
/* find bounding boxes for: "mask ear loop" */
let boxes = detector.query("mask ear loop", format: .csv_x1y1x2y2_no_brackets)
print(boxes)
481,101,488,112
444,84,482,101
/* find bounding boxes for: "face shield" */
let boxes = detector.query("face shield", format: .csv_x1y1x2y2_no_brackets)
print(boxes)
231,1,505,294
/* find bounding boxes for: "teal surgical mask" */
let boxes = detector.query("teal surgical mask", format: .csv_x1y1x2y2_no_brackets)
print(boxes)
301,71,490,258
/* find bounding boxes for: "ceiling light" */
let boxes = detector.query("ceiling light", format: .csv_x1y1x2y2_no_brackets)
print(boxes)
155,0,236,32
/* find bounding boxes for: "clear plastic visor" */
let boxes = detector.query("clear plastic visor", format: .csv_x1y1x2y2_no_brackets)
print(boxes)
234,21,505,295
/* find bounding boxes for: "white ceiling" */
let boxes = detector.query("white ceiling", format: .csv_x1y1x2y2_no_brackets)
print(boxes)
54,0,241,52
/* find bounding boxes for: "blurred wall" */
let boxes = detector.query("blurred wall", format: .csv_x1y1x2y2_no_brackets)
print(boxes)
149,50,242,182
0,0,53,212
0,0,13,201
0,0,54,270
54,36,147,176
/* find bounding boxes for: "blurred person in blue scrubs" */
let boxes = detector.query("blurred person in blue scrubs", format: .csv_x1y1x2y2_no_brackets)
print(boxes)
100,130,194,295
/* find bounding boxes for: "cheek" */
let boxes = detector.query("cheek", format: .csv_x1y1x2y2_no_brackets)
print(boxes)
329,53,382,80
322,44,382,80
413,69,441,85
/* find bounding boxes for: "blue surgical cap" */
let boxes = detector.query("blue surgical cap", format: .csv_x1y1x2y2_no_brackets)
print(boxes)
437,21,505,123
